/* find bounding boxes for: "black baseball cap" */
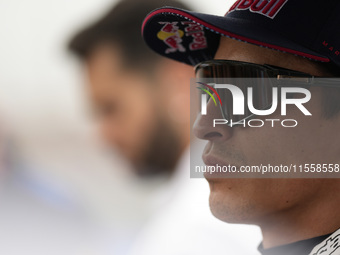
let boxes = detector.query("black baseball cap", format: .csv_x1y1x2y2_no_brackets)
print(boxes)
142,0,340,67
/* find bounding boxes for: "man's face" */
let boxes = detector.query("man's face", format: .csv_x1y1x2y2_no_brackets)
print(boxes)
193,37,340,224
85,44,181,175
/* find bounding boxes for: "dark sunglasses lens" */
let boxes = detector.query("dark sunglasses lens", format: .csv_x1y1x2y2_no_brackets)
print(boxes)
195,61,275,123
195,60,273,79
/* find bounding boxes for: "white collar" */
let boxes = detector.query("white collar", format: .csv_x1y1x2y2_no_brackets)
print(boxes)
309,228,340,255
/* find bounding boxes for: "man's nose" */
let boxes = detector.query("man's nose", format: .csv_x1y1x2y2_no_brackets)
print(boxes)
193,97,233,141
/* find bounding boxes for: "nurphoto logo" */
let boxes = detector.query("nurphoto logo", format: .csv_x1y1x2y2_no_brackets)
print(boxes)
197,81,312,128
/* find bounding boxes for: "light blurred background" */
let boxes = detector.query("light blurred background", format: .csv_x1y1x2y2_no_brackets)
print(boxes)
0,0,239,254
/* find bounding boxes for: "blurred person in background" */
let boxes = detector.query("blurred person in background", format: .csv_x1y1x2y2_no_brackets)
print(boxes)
68,0,261,254
0,124,5,179
69,0,191,178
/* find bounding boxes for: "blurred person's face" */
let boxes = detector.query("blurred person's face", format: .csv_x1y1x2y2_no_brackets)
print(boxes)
85,44,190,175
0,126,6,176
193,37,340,226
0,131,2,172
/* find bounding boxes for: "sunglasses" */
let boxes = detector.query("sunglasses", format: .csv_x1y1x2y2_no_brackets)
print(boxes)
194,60,339,124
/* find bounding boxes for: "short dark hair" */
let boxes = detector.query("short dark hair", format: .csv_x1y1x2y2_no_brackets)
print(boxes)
68,0,191,71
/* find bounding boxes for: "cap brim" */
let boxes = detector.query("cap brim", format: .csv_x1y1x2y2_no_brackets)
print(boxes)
142,7,330,66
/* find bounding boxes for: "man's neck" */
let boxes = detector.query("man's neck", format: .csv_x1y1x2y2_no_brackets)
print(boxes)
259,188,340,249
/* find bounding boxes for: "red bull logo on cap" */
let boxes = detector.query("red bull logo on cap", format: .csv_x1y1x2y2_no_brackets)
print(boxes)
182,22,207,51
227,0,288,19
157,22,186,54
157,21,208,54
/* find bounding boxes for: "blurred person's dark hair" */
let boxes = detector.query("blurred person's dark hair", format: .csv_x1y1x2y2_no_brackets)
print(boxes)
69,0,191,73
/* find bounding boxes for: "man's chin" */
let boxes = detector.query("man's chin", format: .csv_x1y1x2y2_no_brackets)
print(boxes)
208,184,257,224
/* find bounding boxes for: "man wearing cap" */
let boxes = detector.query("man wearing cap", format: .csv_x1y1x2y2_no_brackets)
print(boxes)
142,0,340,254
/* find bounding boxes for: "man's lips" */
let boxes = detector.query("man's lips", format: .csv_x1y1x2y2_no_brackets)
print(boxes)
202,141,236,167
202,153,239,179
202,154,230,167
